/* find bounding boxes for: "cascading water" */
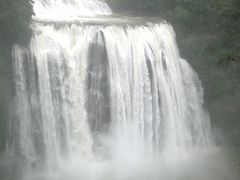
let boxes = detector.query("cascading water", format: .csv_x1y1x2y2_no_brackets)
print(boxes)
7,0,220,180
33,0,112,20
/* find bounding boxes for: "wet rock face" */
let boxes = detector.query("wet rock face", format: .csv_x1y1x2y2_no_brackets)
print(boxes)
87,31,111,135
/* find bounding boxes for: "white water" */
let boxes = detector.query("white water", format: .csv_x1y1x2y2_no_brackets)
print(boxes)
33,0,112,20
8,0,234,180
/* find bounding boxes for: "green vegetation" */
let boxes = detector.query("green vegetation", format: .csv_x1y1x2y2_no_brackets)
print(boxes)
0,0,33,152
108,0,240,145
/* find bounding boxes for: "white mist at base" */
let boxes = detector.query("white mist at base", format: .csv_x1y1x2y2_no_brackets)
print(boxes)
11,148,238,180
6,0,239,180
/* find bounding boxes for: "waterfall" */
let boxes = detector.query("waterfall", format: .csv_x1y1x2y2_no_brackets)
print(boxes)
9,0,212,179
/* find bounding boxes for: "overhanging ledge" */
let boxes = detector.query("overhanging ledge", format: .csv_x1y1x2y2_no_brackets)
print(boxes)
32,15,165,26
